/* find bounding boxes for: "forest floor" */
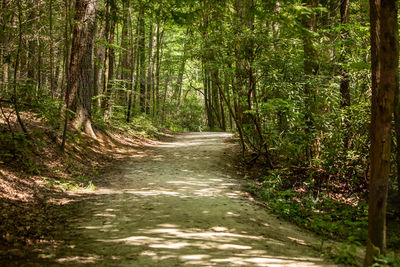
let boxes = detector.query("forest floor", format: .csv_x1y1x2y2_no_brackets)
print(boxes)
1,132,342,266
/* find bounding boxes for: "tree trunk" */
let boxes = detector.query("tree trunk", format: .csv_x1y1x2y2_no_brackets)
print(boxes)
102,0,116,120
93,12,106,113
154,24,164,118
49,0,54,99
146,23,157,114
13,0,29,136
233,0,254,131
126,6,138,123
339,0,351,149
339,0,350,106
365,1,398,265
137,5,146,113
176,31,187,108
67,0,98,138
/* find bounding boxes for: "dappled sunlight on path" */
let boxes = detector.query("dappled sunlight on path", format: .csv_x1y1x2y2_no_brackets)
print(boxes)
33,132,335,266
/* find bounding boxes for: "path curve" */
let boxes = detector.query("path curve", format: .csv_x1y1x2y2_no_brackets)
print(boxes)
36,132,335,266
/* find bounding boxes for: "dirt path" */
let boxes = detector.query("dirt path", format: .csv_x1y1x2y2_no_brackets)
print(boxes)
31,132,335,266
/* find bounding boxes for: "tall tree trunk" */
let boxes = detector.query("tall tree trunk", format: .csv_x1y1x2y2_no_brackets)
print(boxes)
365,1,398,265
138,5,146,113
67,0,98,138
126,6,139,123
201,0,214,130
0,0,11,93
161,76,169,123
60,0,71,104
212,70,221,128
13,0,29,136
102,0,116,120
119,1,130,118
224,71,233,131
234,0,253,131
154,24,164,118
219,78,226,131
339,0,350,107
93,13,106,113
146,23,157,114
176,31,187,107
339,0,351,149
49,0,54,99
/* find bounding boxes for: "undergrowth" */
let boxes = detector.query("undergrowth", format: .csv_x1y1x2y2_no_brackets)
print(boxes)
246,167,400,266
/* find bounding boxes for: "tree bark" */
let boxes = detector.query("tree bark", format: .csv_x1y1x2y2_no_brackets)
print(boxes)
94,16,106,112
126,6,139,123
67,0,98,138
49,0,54,99
154,24,164,118
365,1,398,265
102,0,116,120
175,31,187,108
146,23,157,114
138,5,146,113
339,0,350,108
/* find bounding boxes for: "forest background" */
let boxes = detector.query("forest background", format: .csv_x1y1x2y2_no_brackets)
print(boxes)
0,0,399,265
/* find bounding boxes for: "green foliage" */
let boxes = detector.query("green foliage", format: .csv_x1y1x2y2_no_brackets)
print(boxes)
129,115,159,136
0,131,43,174
372,253,400,267
162,93,205,132
43,177,96,192
331,243,359,266
249,170,368,244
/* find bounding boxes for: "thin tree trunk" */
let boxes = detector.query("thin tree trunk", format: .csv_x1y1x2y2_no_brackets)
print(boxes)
340,0,351,149
102,0,116,120
146,23,157,115
13,0,29,136
138,5,146,113
154,24,164,118
161,77,169,123
49,0,54,99
93,14,106,113
224,72,233,131
126,6,138,123
176,31,187,107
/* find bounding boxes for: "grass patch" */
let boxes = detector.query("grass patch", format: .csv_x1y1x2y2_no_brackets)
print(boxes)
43,177,96,192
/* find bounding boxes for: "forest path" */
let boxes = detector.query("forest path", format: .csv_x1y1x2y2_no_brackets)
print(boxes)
35,132,335,266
